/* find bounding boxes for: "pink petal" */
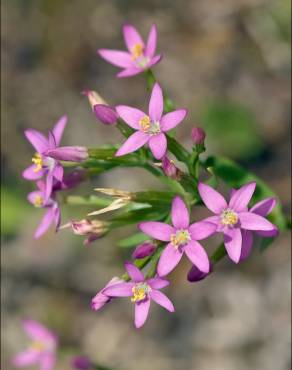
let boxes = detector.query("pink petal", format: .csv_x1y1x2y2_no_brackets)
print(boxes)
189,221,217,240
47,131,56,149
223,227,242,263
150,290,174,312
103,282,135,297
116,67,142,78
139,222,174,241
250,197,277,216
115,131,149,157
44,172,53,203
148,133,167,159
184,240,210,273
27,191,43,206
22,320,56,343
115,105,146,130
160,109,187,132
198,183,228,214
171,196,189,229
147,278,169,289
22,165,44,180
239,212,276,231
240,230,253,261
24,129,49,153
98,49,133,67
53,206,61,230
123,24,144,51
145,24,157,58
149,83,163,121
34,208,55,239
229,182,256,212
157,243,183,276
12,350,39,367
134,298,150,328
124,261,144,282
187,265,211,282
40,352,56,370
146,54,162,68
52,115,67,146
256,228,279,237
53,165,63,182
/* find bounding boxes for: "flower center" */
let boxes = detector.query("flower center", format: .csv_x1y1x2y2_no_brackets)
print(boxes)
131,283,151,303
221,208,238,226
30,341,45,352
139,115,161,135
170,229,191,247
131,43,144,60
32,153,43,172
34,195,43,208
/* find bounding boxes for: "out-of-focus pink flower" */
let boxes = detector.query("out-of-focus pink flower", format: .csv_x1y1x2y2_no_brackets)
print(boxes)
98,24,162,78
91,277,123,311
197,182,278,263
103,262,174,328
132,242,156,259
22,116,68,202
71,356,92,369
116,83,187,159
140,196,215,276
12,320,57,370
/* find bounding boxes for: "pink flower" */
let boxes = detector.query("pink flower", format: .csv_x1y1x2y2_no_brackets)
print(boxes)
98,24,162,78
103,262,174,328
139,196,216,276
115,83,187,159
197,182,278,263
12,320,57,370
22,116,68,202
27,181,61,239
91,277,124,311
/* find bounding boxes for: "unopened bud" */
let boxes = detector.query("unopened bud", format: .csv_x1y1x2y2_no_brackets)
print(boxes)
45,146,88,162
191,127,206,145
132,242,156,259
82,89,106,109
187,264,212,282
93,104,118,125
161,156,181,180
71,219,108,245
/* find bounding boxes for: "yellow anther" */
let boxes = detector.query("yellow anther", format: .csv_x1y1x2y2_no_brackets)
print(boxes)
30,341,45,351
170,230,191,247
139,115,151,132
131,283,150,303
221,209,238,226
34,195,43,208
32,153,43,172
131,43,144,60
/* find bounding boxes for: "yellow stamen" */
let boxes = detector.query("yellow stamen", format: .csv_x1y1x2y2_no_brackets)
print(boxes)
34,195,43,208
221,209,238,226
32,153,43,172
131,283,150,303
139,115,151,132
131,43,144,60
170,230,191,247
30,341,45,351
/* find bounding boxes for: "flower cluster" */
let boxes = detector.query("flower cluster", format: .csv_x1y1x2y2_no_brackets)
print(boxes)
14,21,283,370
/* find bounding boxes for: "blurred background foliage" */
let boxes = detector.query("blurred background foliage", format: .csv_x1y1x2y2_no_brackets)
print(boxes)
1,0,291,369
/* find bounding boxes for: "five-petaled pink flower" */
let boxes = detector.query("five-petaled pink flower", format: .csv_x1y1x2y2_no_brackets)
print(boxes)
139,196,216,276
12,320,57,370
103,262,174,328
115,83,187,159
98,23,162,78
197,182,278,263
22,116,68,202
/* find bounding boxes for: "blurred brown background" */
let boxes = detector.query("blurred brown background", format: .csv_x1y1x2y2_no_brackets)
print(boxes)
1,0,291,369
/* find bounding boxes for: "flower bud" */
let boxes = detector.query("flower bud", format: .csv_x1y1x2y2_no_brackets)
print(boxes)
132,242,156,259
162,156,180,180
191,127,206,145
60,169,87,190
45,146,88,162
71,356,92,370
93,104,118,125
187,264,212,282
83,89,106,109
71,219,108,245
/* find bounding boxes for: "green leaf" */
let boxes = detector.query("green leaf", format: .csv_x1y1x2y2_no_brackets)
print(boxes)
203,156,287,233
118,232,150,248
111,207,169,227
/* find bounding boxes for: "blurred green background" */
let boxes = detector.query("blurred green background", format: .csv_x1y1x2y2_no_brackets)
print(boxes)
1,0,291,369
